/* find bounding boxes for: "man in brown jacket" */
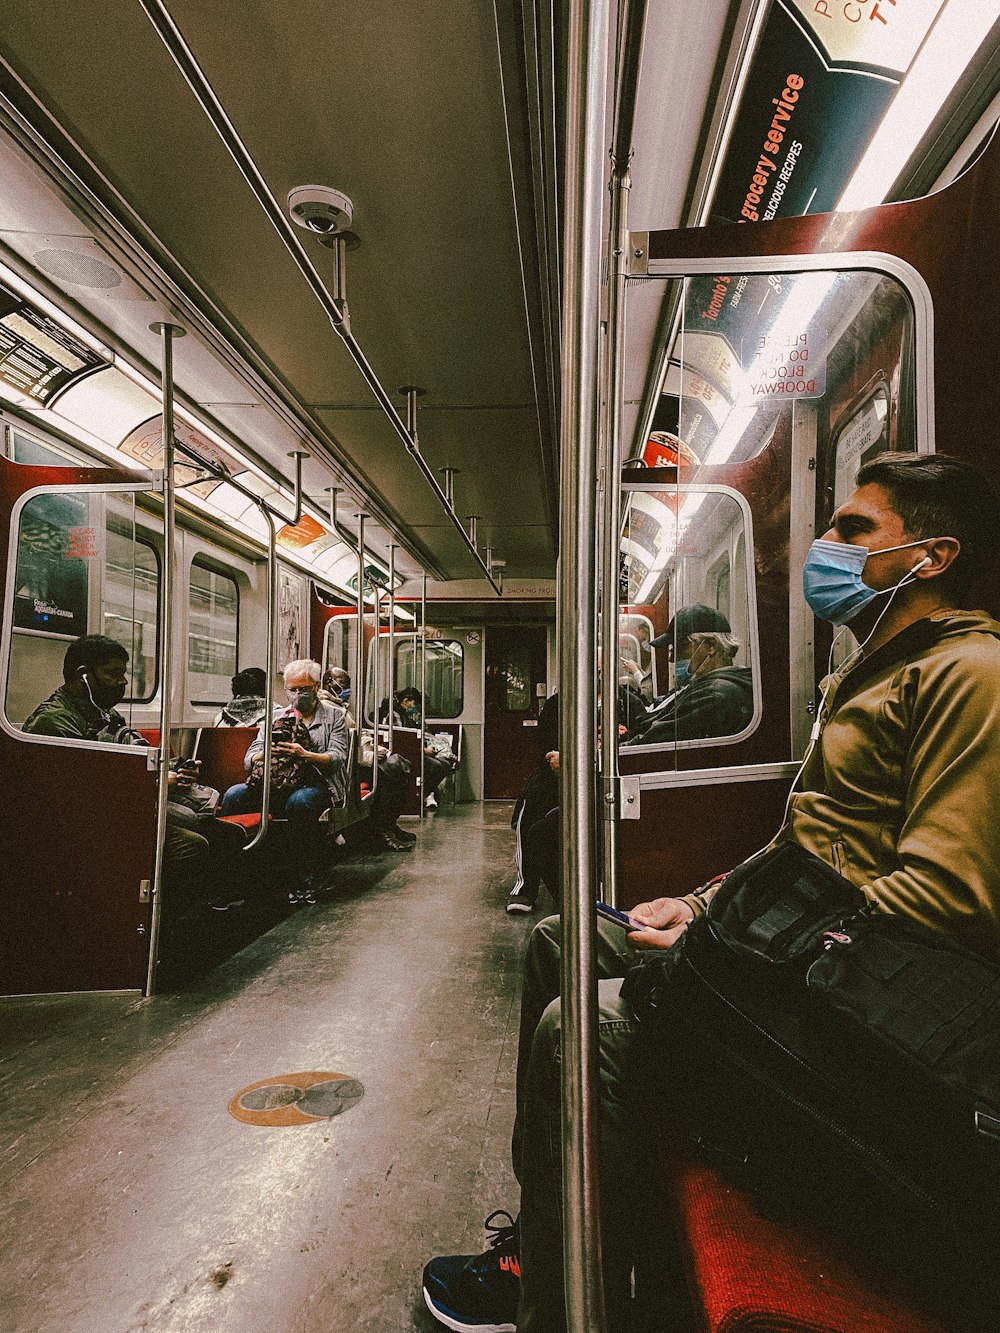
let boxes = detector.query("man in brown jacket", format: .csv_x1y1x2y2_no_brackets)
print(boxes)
422,452,1000,1333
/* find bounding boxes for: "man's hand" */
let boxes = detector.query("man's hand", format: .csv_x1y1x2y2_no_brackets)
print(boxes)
625,896,695,951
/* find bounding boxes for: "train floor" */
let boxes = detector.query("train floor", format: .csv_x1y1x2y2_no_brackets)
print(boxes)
0,801,547,1333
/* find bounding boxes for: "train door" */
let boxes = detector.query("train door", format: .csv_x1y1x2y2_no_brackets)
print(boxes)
484,625,548,799
1,459,159,994
617,259,923,902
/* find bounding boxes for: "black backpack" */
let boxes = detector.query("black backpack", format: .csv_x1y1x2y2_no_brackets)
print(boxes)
622,844,1000,1328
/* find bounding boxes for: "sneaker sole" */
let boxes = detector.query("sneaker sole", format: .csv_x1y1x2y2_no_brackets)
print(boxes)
422,1287,515,1333
505,902,534,915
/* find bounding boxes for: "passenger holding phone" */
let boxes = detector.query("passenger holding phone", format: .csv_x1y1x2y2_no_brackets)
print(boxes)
423,453,1000,1333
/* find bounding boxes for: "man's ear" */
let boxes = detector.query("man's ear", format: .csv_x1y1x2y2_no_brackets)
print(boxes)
915,536,961,579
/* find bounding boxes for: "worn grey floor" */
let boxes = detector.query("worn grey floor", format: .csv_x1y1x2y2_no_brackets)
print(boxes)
0,803,537,1333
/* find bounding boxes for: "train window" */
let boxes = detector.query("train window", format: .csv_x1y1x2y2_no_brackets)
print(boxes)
394,639,463,719
5,485,161,732
619,485,758,754
617,612,655,702
103,521,159,703
324,613,356,677
498,648,532,711
188,560,239,705
636,263,920,765
9,425,81,466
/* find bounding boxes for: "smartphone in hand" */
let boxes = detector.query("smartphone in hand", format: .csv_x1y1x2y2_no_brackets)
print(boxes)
596,901,648,932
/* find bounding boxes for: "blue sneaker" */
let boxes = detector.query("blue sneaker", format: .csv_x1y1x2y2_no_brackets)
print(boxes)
422,1210,520,1332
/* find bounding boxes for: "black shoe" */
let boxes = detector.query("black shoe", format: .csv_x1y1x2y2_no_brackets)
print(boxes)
391,824,417,842
422,1211,520,1332
506,883,536,915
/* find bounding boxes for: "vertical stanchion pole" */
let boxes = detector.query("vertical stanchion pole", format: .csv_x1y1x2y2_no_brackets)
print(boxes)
356,513,367,730
388,545,397,755
241,502,276,851
559,0,611,1327
599,164,631,908
420,572,427,821
145,320,185,998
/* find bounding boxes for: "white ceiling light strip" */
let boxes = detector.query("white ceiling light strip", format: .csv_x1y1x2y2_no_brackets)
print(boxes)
837,0,1000,211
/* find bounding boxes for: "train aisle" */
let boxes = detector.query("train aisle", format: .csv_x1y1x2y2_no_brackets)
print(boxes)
0,803,533,1333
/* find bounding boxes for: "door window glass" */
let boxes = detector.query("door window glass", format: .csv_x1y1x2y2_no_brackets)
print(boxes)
632,265,918,765
394,639,463,719
103,522,159,702
188,560,239,705
6,487,161,735
620,487,757,753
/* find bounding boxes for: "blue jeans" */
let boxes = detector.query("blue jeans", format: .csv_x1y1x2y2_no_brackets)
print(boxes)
221,783,330,887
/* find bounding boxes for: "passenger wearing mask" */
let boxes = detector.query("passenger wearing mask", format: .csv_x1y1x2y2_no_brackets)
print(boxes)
214,667,268,727
381,687,456,809
624,604,753,745
23,634,243,907
221,659,347,904
422,453,1000,1333
326,669,414,852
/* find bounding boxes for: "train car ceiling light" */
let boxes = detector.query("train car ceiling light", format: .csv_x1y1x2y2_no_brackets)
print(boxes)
837,0,1000,212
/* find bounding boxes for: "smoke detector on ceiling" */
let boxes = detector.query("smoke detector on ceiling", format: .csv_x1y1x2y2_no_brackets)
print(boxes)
287,185,354,236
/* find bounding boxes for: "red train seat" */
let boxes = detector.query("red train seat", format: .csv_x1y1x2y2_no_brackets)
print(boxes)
194,726,258,795
665,1140,949,1333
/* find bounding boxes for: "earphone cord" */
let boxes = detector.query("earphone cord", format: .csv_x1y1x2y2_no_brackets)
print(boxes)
765,555,931,853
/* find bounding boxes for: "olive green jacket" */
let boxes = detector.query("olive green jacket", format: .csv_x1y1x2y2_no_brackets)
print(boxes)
686,610,1000,957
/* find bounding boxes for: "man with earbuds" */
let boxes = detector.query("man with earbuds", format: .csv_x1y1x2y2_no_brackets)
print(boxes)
22,634,236,901
422,452,1000,1333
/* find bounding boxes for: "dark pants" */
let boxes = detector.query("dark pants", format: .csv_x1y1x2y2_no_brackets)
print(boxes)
372,753,409,830
513,766,560,905
423,753,452,799
512,916,672,1333
221,783,330,888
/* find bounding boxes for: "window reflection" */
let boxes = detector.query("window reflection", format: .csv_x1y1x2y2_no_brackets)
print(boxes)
620,488,756,749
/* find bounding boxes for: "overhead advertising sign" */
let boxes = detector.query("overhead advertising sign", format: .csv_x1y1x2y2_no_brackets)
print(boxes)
118,418,229,498
0,281,106,404
711,0,947,224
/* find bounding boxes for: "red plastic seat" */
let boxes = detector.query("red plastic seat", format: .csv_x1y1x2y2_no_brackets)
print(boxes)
666,1141,949,1333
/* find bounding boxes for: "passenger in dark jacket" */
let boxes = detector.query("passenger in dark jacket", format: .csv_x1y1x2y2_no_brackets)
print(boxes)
625,628,752,744
423,453,1000,1333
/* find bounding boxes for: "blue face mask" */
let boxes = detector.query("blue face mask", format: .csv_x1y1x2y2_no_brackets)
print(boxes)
339,687,352,703
802,538,932,625
673,659,692,689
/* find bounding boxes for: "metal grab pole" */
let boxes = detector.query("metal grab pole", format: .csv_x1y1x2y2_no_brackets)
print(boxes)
420,573,427,821
559,0,611,1329
145,320,184,998
242,501,277,852
599,0,646,909
387,546,397,756
371,589,380,796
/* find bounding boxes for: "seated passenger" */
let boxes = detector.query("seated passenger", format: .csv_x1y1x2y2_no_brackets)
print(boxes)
221,659,347,905
214,667,268,726
422,452,1000,1333
23,634,243,907
381,688,455,809
326,669,414,852
625,606,752,744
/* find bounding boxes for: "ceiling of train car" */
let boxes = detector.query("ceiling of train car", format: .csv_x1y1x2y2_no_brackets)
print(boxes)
0,1,563,584
0,1,739,587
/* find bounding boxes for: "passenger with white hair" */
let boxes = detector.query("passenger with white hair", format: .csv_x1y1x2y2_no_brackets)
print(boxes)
221,658,348,904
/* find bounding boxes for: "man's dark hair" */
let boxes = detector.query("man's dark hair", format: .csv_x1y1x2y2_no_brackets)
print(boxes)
63,634,128,681
231,667,266,697
856,452,1000,594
